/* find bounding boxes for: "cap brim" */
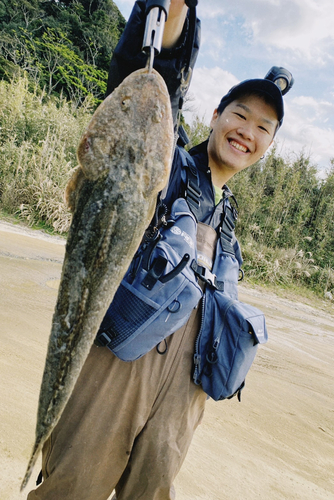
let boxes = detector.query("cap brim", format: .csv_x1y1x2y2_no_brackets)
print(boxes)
228,79,284,124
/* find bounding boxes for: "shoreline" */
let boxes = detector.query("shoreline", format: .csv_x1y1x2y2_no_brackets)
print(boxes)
0,220,333,499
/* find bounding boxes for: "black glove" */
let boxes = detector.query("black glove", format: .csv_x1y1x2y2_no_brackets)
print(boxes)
185,0,198,7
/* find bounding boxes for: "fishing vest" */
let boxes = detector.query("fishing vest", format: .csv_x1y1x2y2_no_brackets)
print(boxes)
95,148,268,401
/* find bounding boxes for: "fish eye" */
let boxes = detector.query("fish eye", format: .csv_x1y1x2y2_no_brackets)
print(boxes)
121,96,131,110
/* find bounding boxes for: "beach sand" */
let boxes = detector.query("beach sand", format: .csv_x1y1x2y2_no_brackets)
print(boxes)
0,221,333,500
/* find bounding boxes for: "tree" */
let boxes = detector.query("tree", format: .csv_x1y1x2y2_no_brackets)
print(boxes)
0,0,125,103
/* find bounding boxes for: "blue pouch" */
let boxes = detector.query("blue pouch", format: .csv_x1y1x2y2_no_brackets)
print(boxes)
192,196,268,401
96,198,203,361
193,290,268,401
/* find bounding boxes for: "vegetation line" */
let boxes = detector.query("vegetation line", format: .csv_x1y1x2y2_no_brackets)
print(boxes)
0,1,333,301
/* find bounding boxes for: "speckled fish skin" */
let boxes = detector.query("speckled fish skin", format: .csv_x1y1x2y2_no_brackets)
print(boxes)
21,68,174,490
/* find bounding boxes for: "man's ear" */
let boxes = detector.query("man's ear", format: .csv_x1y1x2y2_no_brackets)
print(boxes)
210,109,218,129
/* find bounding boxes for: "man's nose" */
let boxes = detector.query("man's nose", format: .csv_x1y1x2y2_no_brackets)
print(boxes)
236,124,254,141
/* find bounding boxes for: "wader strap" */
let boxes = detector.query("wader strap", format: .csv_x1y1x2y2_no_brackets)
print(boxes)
158,147,201,229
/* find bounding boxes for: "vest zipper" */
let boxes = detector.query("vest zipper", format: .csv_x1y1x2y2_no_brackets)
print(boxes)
211,299,235,352
193,293,236,384
193,293,206,383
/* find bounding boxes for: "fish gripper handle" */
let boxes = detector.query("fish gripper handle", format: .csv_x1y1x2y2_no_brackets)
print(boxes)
142,0,171,57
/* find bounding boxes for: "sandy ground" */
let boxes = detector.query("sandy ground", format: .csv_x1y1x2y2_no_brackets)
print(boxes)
0,220,334,500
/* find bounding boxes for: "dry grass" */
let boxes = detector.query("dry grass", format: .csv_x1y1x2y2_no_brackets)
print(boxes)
0,75,92,233
241,236,334,298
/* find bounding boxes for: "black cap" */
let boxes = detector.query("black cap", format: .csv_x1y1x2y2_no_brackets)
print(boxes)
218,79,284,128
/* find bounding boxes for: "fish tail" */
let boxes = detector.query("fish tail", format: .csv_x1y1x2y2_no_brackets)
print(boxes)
20,440,43,491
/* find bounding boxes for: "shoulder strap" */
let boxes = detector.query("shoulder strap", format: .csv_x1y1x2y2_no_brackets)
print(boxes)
183,153,202,219
219,196,238,256
161,146,202,219
178,150,240,261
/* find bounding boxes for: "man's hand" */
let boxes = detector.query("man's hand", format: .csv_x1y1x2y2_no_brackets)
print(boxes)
162,0,189,49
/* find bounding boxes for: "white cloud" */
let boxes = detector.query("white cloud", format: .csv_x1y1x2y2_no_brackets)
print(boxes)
292,96,334,123
276,122,334,171
184,66,238,122
277,100,334,169
198,0,334,63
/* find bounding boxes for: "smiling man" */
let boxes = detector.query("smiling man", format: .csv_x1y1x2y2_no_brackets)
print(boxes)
163,73,289,230
27,2,293,499
207,82,282,186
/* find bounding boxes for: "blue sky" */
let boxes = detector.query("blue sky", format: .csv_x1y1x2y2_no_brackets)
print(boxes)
115,1,334,174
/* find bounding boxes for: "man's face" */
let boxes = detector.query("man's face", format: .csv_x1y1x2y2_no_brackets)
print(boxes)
208,94,278,182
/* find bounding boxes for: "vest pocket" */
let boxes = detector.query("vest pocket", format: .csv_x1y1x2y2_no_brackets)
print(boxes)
193,292,268,401
95,198,203,361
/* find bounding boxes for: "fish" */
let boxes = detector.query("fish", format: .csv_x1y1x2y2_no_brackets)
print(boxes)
21,67,174,490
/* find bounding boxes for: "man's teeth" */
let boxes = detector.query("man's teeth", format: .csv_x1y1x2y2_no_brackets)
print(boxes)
230,140,247,152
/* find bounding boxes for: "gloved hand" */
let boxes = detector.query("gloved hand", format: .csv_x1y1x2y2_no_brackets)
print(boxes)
185,0,198,6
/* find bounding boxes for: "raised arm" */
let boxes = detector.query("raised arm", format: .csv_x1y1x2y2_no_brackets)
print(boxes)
162,0,189,49
106,0,200,127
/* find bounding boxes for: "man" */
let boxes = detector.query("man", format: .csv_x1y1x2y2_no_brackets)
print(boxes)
27,1,290,499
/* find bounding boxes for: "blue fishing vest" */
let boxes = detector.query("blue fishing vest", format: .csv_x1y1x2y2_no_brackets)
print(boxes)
95,147,268,401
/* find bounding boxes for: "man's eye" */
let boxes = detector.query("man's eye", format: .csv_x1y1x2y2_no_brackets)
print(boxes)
259,125,269,134
234,112,246,120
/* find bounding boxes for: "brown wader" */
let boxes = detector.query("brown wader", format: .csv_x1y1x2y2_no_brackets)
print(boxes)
27,223,216,500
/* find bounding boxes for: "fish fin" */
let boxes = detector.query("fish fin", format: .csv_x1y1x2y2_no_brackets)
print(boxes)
64,166,87,213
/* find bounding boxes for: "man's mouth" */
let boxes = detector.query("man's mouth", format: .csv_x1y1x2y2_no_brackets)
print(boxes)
229,139,249,153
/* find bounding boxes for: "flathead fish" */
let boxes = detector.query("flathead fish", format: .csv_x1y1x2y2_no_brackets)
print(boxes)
21,67,174,489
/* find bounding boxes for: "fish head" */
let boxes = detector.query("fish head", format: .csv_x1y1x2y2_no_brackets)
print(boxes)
77,68,174,197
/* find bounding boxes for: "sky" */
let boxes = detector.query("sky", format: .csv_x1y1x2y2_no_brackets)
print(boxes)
115,0,334,174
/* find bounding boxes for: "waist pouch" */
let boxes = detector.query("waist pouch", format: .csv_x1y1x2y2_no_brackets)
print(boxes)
95,198,203,361
193,239,268,400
